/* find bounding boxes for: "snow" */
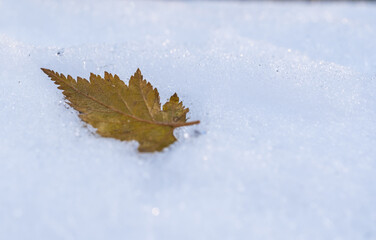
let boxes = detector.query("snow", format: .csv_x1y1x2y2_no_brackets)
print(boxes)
1,0,376,239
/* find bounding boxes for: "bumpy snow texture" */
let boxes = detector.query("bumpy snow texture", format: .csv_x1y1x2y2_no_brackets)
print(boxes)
0,1,376,240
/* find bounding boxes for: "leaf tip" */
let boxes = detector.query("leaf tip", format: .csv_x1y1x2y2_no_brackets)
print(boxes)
41,68,58,80
41,68,51,74
134,68,143,79
169,93,179,102
104,71,112,81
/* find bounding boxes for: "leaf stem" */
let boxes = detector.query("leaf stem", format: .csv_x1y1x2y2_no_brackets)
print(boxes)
170,120,200,127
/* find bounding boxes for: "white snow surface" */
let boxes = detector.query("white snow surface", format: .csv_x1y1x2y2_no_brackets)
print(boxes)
1,1,376,239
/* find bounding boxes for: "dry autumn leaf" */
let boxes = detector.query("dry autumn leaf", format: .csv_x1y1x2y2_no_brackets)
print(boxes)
41,68,200,152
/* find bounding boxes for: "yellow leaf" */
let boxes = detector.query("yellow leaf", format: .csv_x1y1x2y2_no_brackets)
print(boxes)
41,68,200,152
